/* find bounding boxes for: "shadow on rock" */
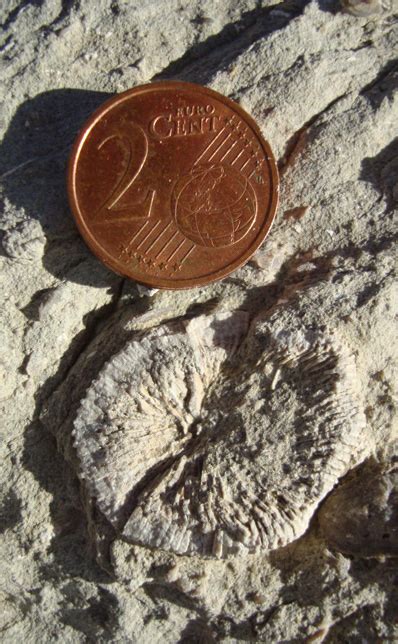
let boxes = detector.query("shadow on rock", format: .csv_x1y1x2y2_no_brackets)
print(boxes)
21,292,155,583
0,88,115,287
316,0,341,14
0,488,22,534
177,617,217,643
23,417,112,585
59,585,120,641
153,1,306,89
360,136,398,212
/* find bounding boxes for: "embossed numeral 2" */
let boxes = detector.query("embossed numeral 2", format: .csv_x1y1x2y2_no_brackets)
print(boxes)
95,122,155,221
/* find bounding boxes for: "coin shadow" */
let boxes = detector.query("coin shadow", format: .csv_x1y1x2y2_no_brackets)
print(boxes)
0,88,117,287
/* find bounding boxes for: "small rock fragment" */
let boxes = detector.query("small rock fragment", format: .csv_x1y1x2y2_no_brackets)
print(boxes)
318,459,398,557
340,0,381,16
135,283,159,297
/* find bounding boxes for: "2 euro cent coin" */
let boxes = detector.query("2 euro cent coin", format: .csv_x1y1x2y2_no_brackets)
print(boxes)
67,81,279,289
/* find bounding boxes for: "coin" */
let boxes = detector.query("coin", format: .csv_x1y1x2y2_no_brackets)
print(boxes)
68,81,279,289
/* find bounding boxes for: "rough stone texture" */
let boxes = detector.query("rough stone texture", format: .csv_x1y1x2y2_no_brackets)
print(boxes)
318,458,398,557
1,0,397,642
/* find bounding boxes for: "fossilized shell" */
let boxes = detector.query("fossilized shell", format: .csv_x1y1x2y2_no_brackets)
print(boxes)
73,310,366,557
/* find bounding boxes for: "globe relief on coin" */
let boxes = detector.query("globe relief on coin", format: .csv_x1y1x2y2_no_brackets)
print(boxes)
67,81,279,289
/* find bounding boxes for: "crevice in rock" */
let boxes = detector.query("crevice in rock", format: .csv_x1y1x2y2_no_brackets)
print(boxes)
360,57,398,105
0,144,70,181
40,0,79,35
1,0,44,33
153,0,307,82
280,59,398,174
279,90,350,172
144,581,207,618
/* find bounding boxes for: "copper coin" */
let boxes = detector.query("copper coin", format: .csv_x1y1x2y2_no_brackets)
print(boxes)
68,81,279,289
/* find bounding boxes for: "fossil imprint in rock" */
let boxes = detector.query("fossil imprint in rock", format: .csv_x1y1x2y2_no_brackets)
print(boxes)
73,311,366,557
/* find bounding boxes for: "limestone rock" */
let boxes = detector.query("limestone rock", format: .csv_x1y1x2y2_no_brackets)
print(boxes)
1,0,397,640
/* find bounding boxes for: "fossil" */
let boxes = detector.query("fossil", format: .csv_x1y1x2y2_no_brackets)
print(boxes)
73,310,366,557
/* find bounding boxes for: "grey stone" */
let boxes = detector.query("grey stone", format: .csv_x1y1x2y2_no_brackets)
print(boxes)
1,0,397,641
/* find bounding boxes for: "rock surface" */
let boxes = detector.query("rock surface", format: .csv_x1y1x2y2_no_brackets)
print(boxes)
1,0,397,642
319,458,398,557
